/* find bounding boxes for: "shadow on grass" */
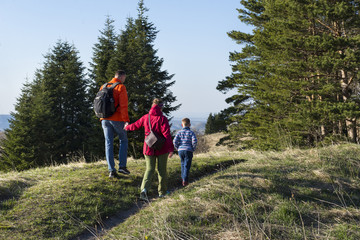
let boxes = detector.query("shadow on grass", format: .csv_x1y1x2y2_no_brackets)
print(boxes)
257,167,360,209
73,158,247,240
0,179,34,212
167,158,247,190
213,165,360,229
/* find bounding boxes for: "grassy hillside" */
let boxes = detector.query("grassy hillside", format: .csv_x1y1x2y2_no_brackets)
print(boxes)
103,144,360,240
1,140,360,239
0,145,240,240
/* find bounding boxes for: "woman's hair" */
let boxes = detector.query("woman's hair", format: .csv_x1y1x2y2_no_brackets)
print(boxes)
152,98,164,108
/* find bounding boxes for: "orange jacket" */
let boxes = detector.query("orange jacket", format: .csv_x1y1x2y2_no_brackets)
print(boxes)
100,78,130,122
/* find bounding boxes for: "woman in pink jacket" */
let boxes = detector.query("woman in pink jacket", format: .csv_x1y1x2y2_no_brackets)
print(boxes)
125,98,174,200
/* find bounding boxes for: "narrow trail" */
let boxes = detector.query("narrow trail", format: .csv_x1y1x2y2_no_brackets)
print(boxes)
73,159,245,240
73,200,148,240
73,184,185,240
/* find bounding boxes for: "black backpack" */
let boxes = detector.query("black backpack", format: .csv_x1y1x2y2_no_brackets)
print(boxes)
93,82,121,118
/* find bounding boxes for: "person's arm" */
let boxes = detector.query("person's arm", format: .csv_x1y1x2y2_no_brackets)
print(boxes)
119,85,130,122
125,115,145,131
173,133,180,150
161,117,174,153
192,132,198,151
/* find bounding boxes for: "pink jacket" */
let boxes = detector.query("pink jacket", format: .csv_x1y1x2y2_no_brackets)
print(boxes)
125,105,174,156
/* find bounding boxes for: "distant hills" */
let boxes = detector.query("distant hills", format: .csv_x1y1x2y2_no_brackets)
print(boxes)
170,117,206,133
0,115,10,131
0,114,206,133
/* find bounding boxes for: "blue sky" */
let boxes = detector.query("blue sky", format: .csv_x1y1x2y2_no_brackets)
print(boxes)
0,0,251,119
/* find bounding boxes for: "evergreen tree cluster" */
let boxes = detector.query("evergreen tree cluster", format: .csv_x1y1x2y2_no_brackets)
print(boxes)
205,111,228,134
0,0,178,171
219,0,360,150
2,42,92,170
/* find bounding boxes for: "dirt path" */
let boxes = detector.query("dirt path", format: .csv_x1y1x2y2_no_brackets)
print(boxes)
73,186,186,240
73,158,245,240
73,200,148,240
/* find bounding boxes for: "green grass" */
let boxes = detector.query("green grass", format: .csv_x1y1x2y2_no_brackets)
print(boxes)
1,144,360,239
0,152,241,240
103,144,360,240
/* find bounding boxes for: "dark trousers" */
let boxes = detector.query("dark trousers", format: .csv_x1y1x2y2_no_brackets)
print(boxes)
179,150,193,182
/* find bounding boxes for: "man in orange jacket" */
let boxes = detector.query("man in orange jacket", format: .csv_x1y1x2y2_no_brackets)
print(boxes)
101,70,130,178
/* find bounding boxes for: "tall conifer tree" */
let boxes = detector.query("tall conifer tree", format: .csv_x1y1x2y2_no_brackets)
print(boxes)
205,112,229,134
107,0,179,157
88,17,118,157
218,0,360,149
89,16,118,97
1,41,92,171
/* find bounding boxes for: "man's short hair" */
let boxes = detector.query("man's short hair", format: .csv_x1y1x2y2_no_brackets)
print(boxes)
182,118,190,127
115,70,126,76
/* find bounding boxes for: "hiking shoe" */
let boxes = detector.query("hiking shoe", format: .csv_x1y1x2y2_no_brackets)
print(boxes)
109,171,118,178
118,167,130,175
182,181,189,187
139,189,148,201
159,191,170,198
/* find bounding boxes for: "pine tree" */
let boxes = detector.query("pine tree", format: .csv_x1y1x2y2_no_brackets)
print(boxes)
218,0,360,150
205,113,215,134
107,0,180,158
1,41,92,171
89,16,118,97
88,17,118,157
1,82,39,170
205,112,228,134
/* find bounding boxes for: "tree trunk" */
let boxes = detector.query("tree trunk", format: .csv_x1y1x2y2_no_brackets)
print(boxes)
340,69,357,142
346,119,357,142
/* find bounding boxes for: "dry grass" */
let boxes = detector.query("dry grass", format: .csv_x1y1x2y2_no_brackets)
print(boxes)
103,144,360,240
1,133,360,239
201,132,229,151
0,148,240,240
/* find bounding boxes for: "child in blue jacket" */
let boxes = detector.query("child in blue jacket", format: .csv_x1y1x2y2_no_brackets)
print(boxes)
173,118,197,186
